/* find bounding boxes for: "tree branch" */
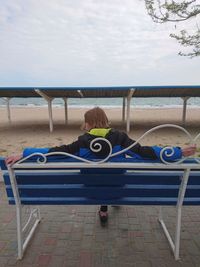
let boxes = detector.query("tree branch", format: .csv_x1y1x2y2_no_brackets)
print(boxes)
144,0,200,57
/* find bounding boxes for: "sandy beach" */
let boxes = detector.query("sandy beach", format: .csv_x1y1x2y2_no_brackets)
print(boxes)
0,106,200,157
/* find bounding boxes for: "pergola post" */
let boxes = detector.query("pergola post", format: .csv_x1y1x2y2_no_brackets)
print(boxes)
77,90,84,98
182,97,190,126
126,89,135,133
3,97,11,123
48,100,53,132
35,89,54,132
63,97,68,125
122,97,126,122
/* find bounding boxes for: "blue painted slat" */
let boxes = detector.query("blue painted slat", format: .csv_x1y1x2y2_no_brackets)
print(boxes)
13,184,182,189
0,158,7,170
13,189,200,198
18,188,179,199
6,186,200,199
2,161,200,207
3,172,200,189
3,172,187,186
7,197,200,206
5,188,13,198
14,184,200,190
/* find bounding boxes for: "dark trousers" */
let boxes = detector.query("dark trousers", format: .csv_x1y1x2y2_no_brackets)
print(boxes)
100,205,108,212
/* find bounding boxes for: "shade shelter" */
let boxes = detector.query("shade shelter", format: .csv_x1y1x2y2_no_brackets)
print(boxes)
0,85,200,132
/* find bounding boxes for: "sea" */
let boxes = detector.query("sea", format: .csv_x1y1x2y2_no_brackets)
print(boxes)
0,97,200,109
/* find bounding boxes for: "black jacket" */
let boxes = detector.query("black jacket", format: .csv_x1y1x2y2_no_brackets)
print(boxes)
49,129,157,159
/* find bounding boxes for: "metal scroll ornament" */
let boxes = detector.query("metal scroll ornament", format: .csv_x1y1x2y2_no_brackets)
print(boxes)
16,124,200,165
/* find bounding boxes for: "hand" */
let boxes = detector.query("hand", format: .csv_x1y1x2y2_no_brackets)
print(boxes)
182,144,197,157
5,154,23,165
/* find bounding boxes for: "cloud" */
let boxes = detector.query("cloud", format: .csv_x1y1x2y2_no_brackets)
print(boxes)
0,0,199,86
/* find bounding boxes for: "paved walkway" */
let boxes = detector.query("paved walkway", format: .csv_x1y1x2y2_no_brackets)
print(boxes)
1,183,200,267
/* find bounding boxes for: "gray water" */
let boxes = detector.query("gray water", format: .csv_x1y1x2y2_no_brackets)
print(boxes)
0,97,200,108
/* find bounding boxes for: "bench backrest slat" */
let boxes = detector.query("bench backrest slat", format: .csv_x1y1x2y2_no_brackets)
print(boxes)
2,168,200,206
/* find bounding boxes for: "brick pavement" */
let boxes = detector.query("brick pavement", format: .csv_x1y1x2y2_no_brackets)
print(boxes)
1,182,200,267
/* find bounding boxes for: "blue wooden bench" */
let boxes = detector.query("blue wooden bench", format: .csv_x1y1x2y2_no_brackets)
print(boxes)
1,156,200,260
1,125,200,260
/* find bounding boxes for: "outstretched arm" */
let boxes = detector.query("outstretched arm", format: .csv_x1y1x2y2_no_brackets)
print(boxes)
5,154,23,165
120,132,197,160
182,144,197,157
5,140,81,166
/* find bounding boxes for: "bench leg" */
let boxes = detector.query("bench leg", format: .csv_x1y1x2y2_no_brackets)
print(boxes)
174,206,182,260
158,168,190,260
22,207,41,258
159,206,181,260
8,166,41,259
16,205,23,259
16,205,41,259
159,207,176,255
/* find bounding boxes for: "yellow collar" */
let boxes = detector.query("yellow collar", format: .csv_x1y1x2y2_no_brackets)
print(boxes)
88,128,111,137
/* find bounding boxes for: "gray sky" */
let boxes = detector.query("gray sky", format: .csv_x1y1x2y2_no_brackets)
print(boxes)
0,0,199,86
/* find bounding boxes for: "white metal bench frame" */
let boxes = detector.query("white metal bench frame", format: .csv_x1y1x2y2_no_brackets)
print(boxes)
4,124,200,260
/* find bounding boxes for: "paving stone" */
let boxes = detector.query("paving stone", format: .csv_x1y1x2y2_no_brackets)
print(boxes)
44,237,57,246
83,223,94,236
190,255,200,266
144,242,162,258
182,240,200,255
18,249,39,266
135,261,152,267
179,262,197,267
162,260,183,267
53,245,69,256
48,255,65,267
0,241,7,251
37,254,52,266
1,183,200,266
63,260,79,267
81,236,95,250
128,224,141,231
79,250,93,267
133,237,145,252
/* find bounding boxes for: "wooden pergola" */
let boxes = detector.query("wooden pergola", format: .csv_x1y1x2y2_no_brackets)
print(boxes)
0,85,200,132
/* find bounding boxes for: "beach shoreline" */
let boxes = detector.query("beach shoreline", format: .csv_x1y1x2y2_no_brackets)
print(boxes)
1,105,200,109
0,106,200,158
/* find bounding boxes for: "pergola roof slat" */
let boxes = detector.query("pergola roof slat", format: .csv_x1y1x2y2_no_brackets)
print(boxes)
0,86,200,98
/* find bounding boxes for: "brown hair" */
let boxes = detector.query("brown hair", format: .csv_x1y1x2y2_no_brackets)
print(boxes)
84,107,109,129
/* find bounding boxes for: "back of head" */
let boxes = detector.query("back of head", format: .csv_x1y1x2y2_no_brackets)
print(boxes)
84,107,109,128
